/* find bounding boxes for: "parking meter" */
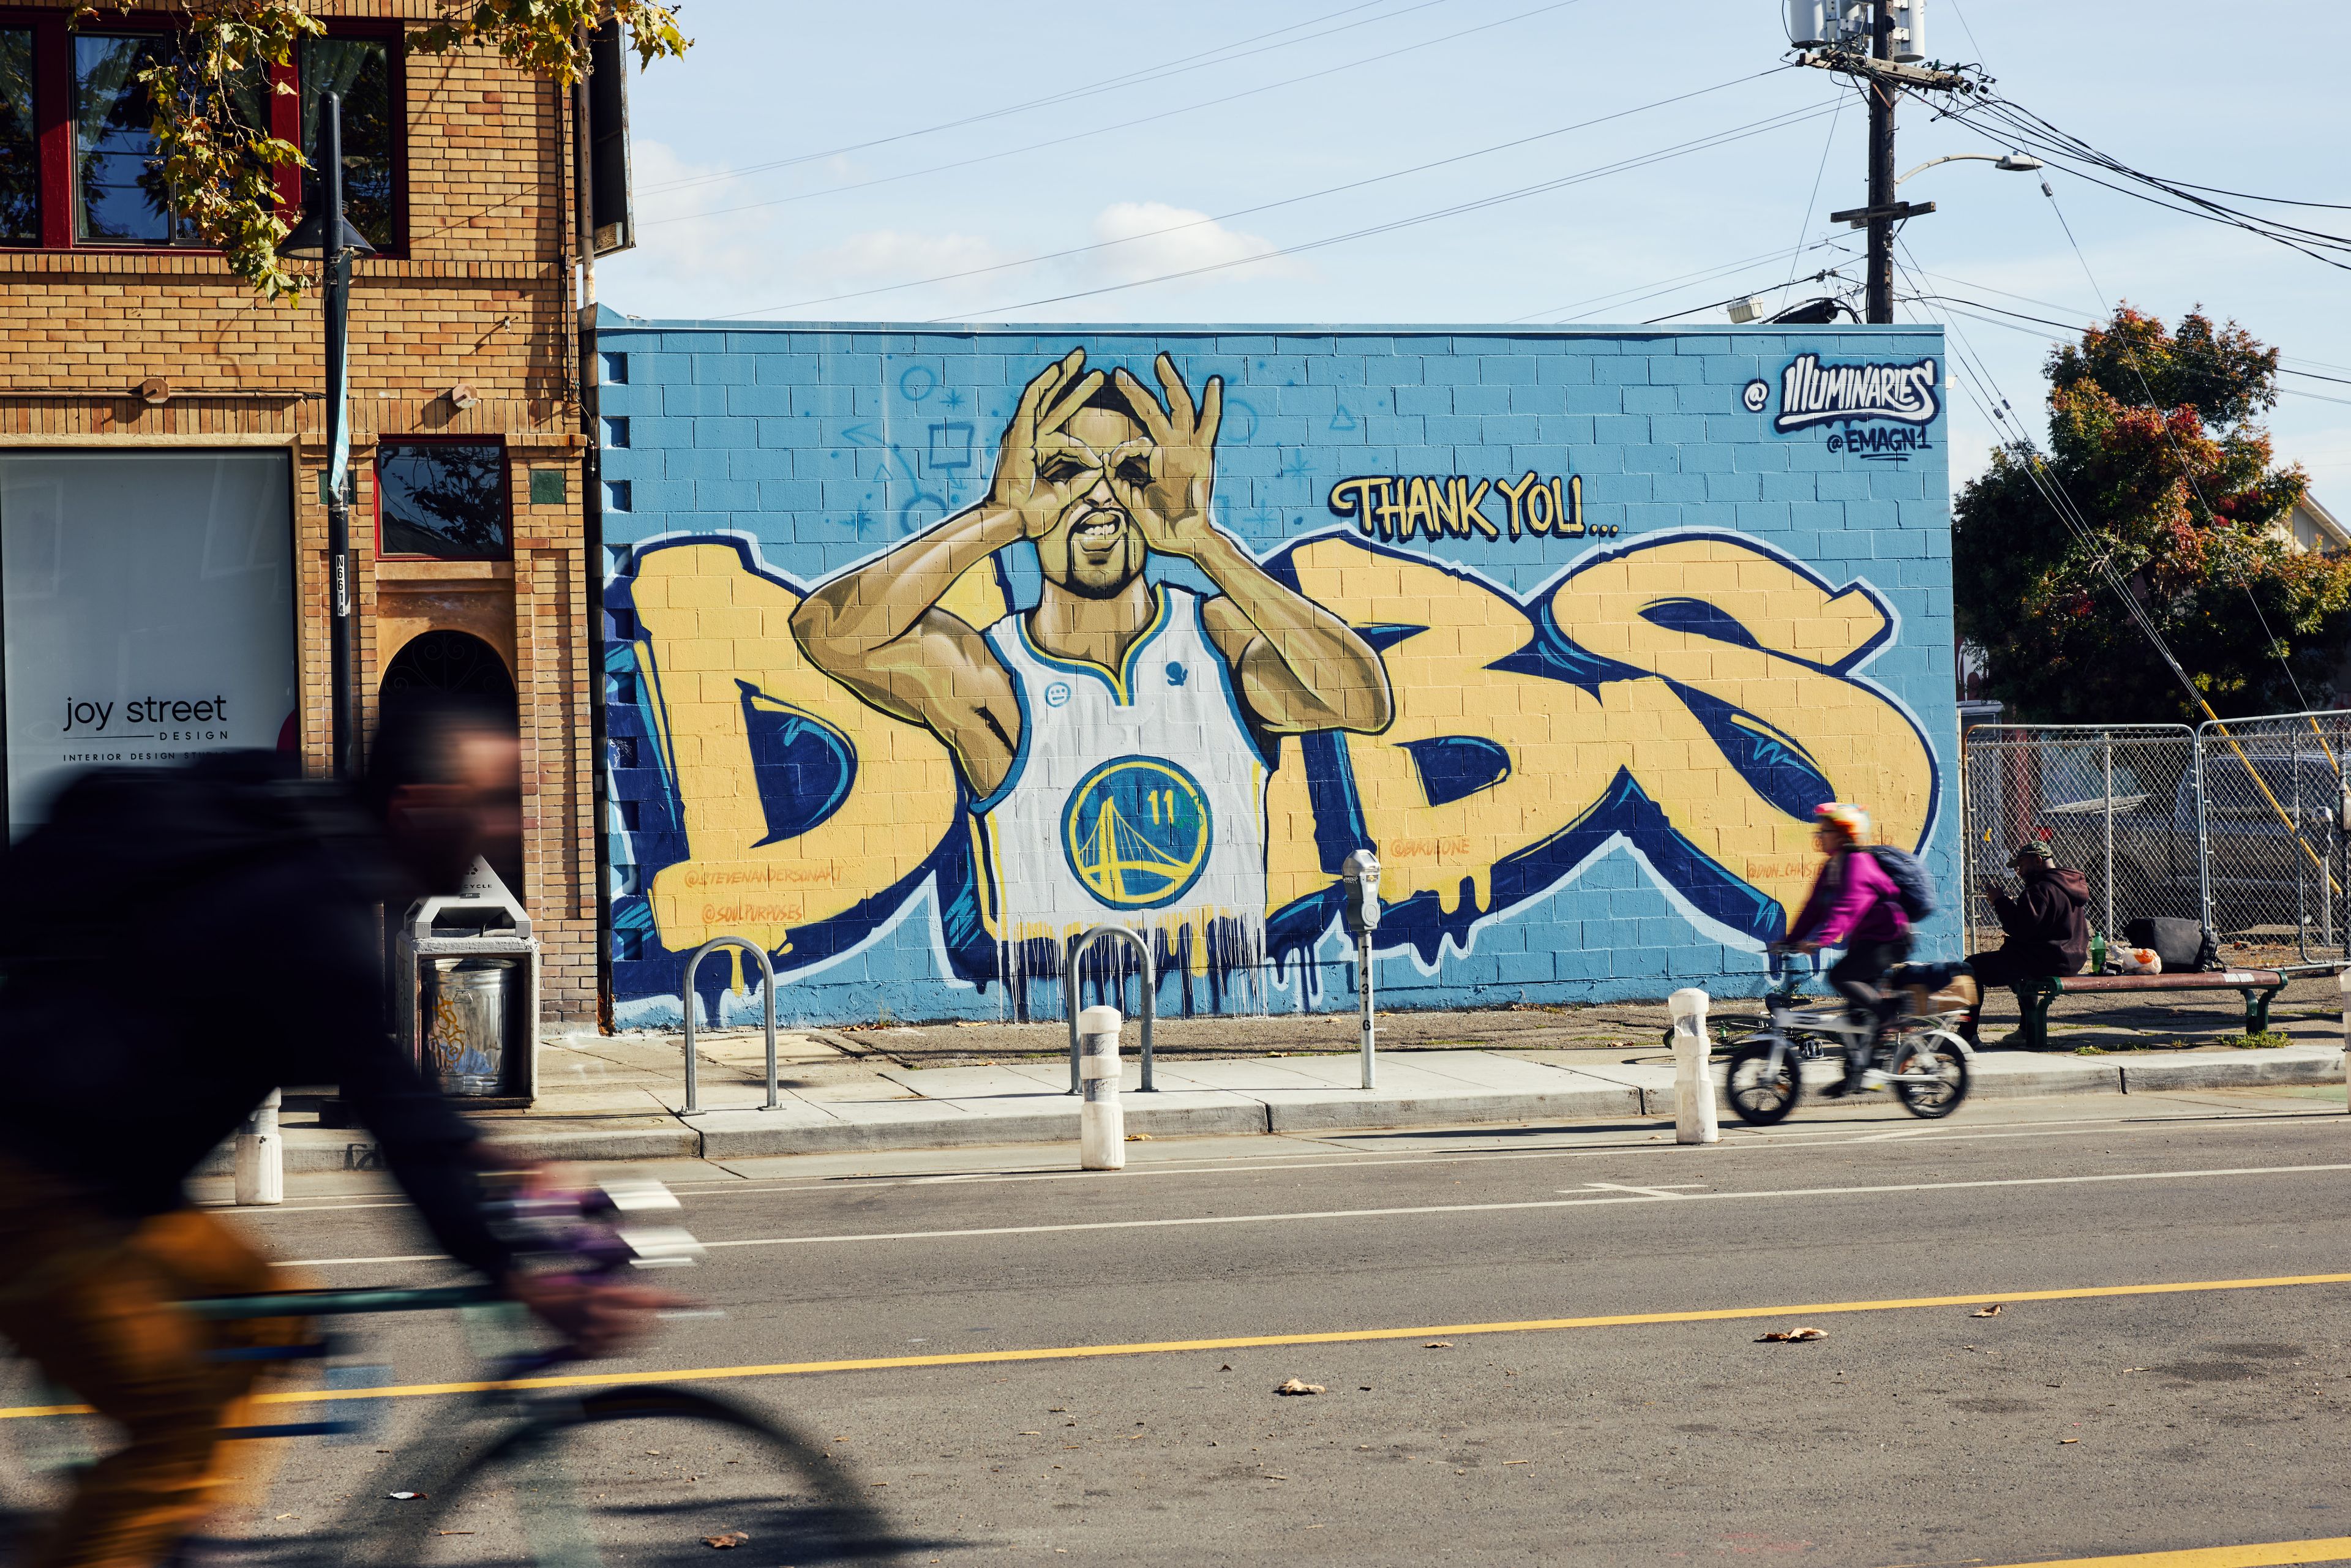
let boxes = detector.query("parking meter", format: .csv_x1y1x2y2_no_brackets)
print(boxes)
1340,848,1381,935
1339,849,1381,1088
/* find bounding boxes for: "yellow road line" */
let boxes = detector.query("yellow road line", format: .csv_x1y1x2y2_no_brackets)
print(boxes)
1968,1539,2351,1567
6,1269,2349,1421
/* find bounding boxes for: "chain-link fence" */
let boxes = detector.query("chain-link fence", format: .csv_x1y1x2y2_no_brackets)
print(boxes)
1962,709,2351,965
1960,725,2195,955
2192,709,2351,961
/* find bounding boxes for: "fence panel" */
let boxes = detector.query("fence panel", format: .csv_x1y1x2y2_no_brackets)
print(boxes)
2193,708,2351,963
1960,725,2196,955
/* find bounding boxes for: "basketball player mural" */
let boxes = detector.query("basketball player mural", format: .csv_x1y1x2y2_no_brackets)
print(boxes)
791,350,1395,980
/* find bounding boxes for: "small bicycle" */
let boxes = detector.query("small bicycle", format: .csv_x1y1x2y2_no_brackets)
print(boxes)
1722,945,1973,1126
3,1177,898,1567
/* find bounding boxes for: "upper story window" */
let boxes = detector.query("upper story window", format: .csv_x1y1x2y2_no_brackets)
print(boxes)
299,35,396,252
0,29,35,243
0,17,404,254
377,441,511,561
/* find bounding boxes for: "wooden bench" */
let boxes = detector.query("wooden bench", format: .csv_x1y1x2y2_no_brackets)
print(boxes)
2008,969,2288,1051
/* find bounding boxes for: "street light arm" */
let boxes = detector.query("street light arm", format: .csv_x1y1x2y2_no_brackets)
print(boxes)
1897,153,2000,185
1897,152,2045,185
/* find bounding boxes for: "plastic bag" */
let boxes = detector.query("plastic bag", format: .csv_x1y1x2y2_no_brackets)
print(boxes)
2107,945,2162,975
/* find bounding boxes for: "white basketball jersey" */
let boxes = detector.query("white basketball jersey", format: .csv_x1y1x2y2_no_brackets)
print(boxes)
975,586,1269,945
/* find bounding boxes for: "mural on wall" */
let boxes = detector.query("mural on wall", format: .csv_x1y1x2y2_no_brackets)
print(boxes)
601,328,1952,1026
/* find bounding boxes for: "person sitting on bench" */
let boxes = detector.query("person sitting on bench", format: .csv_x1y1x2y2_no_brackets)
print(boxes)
1965,839,2090,1045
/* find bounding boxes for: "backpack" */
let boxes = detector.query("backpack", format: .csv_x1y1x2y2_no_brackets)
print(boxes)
1865,844,1937,922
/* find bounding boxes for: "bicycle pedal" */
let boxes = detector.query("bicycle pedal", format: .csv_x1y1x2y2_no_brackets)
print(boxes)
1860,1069,1890,1089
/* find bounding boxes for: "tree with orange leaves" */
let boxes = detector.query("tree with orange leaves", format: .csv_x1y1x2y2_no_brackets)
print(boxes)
1954,306,2351,722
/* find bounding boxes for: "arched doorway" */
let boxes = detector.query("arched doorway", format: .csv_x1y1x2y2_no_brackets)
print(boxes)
381,629,516,702
380,631,523,898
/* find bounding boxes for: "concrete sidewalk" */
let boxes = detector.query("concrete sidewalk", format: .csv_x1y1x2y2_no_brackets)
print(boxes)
207,1013,2350,1174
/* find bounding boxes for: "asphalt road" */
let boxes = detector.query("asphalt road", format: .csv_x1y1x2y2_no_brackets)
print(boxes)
13,1086,2351,1566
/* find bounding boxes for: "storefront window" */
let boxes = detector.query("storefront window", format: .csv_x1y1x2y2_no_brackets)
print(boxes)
302,36,395,251
377,441,511,560
0,452,297,834
0,30,37,244
74,34,266,246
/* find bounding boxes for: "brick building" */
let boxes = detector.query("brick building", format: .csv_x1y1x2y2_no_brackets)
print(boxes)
0,1,613,1027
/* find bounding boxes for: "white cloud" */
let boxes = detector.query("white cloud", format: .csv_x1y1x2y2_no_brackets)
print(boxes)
1084,201,1315,290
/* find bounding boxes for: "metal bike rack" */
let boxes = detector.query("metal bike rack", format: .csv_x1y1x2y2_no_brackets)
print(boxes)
680,936,779,1116
1065,926,1155,1093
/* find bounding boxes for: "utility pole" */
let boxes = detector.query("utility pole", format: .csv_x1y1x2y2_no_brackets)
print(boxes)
1797,1,1972,324
1865,1,1896,324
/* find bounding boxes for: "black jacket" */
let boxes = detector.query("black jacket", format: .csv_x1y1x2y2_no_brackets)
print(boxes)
0,755,509,1276
1990,865,2092,976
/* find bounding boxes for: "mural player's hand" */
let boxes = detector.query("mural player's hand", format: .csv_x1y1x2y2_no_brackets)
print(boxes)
1110,353,1223,558
991,349,1105,540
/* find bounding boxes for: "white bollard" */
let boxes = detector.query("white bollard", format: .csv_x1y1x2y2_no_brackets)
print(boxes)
234,1088,284,1206
1078,1005,1127,1171
1668,988,1720,1146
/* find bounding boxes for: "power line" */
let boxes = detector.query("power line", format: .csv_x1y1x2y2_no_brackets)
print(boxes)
1915,86,2351,275
710,72,1808,321
1780,85,1843,297
1506,236,1855,324
931,101,1843,321
643,0,1602,228
2024,188,2317,709
637,0,1439,196
1643,265,1850,324
1892,245,2207,710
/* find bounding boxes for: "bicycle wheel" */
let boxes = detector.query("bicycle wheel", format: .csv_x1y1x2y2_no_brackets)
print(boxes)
1889,1030,1970,1119
1726,1041,1801,1126
362,1386,896,1567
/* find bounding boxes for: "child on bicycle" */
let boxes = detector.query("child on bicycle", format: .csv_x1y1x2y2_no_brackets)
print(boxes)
1784,801,1912,1096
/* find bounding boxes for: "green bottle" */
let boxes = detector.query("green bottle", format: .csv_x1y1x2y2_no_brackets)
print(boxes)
2089,931,2107,974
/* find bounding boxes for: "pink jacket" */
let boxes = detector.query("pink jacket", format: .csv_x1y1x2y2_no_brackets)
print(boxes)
1790,848,1910,947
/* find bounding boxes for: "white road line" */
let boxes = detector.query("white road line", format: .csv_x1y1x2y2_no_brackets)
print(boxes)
271,1160,2351,1267
220,1108,2342,1218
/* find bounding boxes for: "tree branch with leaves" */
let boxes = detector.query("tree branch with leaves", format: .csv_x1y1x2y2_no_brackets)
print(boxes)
77,0,689,302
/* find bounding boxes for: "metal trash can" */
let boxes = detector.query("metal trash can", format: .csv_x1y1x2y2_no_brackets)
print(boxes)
423,958,512,1096
394,858,540,1104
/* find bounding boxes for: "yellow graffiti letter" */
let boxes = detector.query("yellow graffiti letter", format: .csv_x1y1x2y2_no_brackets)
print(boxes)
1328,476,1378,536
1493,470,1541,540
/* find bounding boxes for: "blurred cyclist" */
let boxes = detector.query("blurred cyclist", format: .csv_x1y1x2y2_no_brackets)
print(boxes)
0,696,662,1568
1785,801,1913,1097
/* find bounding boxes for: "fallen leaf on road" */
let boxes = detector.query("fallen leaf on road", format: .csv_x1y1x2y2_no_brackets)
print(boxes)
1360,1386,1373,1391
1971,1305,2003,1318
2059,1439,2079,1446
385,1492,427,1501
1219,1364,1232,1371
702,1531,749,1548
1275,1378,1325,1396
274,1515,296,1521
1125,1133,1152,1142
1425,1341,1453,1349
1755,1328,1828,1343
1504,1460,1530,1466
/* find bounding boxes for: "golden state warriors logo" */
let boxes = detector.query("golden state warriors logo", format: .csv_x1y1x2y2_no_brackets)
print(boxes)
1062,756,1212,910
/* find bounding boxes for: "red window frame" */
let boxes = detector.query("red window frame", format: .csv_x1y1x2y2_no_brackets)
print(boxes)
373,436,514,563
0,7,406,256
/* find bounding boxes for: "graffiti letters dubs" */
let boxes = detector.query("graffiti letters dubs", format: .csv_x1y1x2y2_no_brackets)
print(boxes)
603,331,1951,1027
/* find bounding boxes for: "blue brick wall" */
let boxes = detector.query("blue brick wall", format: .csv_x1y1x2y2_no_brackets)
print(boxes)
595,318,1954,1029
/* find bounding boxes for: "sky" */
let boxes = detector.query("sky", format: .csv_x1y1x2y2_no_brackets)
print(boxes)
598,0,2351,502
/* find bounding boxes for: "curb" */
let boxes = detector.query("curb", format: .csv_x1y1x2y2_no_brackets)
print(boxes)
202,1048,2344,1172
